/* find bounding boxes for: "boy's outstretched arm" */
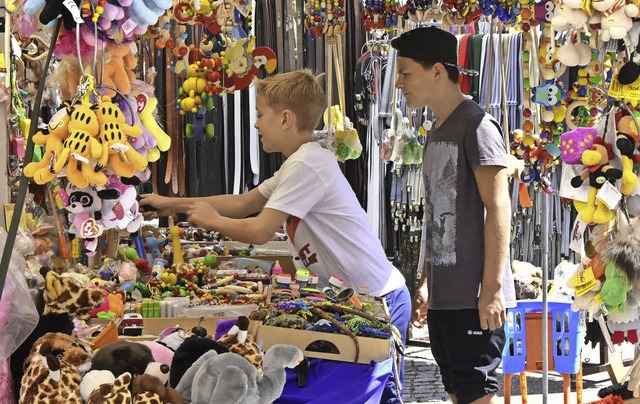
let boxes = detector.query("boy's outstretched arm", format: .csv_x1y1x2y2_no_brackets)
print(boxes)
139,187,268,219
187,203,288,245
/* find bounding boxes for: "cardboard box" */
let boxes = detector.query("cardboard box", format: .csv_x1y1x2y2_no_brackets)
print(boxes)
90,317,223,336
254,324,391,364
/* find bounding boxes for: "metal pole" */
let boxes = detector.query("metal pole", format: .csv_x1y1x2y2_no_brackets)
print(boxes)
541,190,550,403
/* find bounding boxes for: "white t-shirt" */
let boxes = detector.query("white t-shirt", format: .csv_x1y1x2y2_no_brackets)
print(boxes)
258,142,406,296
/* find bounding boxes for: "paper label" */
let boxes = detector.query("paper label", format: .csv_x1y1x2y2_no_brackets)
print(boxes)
596,181,622,210
62,0,84,24
559,165,590,202
569,217,588,255
109,142,129,152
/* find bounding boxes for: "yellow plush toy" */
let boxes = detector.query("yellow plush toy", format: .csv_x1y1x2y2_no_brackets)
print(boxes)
135,91,171,152
94,96,147,178
99,44,137,97
571,137,622,223
615,114,639,195
23,108,70,184
52,103,106,189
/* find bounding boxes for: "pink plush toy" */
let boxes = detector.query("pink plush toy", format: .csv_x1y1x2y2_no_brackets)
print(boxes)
560,127,598,164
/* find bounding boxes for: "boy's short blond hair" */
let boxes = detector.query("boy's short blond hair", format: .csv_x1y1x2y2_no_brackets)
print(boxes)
254,70,326,132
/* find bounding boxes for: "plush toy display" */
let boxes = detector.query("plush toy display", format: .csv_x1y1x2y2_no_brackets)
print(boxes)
169,336,230,388
134,90,172,152
19,333,92,404
176,344,303,404
570,137,623,223
560,127,598,164
65,185,119,243
10,269,105,398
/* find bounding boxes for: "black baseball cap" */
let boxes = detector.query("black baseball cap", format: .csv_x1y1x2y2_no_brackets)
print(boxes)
391,27,478,76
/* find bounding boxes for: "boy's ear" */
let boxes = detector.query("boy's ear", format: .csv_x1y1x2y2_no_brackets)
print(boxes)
281,109,294,130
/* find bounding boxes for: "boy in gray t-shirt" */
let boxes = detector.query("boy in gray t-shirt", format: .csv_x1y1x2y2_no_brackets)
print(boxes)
393,27,516,404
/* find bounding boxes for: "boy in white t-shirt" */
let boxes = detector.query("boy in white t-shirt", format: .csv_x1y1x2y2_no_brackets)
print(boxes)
140,70,410,403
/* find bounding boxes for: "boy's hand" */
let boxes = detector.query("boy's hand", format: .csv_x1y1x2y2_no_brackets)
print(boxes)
138,194,174,219
477,287,506,331
187,202,220,230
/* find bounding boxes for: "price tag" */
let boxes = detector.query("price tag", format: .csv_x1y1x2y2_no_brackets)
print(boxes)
109,143,130,152
596,181,622,210
62,0,84,24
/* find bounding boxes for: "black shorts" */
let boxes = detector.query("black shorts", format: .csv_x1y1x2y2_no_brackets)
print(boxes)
427,308,506,404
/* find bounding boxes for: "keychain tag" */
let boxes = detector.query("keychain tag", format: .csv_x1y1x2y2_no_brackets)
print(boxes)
597,181,622,210
62,0,84,24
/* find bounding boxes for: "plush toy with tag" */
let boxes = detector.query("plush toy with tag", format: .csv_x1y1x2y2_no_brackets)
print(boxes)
94,95,147,178
19,333,92,404
23,108,70,185
590,0,639,41
38,0,82,30
65,185,119,256
601,262,633,313
615,114,640,195
570,137,622,223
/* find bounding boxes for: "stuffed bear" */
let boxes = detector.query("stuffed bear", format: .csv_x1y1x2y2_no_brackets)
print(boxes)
591,0,639,41
91,340,155,378
570,137,623,223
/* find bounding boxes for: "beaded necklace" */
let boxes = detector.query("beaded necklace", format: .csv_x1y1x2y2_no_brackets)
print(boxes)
305,0,346,38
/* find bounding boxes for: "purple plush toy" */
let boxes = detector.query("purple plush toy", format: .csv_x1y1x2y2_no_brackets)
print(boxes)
560,127,597,164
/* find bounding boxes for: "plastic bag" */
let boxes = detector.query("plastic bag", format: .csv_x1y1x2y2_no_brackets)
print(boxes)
0,227,39,360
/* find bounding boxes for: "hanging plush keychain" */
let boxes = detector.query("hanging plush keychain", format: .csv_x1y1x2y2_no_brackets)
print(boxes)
94,95,148,178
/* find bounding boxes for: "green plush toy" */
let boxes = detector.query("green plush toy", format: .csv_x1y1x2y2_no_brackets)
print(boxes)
601,262,632,313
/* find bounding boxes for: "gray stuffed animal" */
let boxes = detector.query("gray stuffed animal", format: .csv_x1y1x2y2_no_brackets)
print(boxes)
175,344,303,404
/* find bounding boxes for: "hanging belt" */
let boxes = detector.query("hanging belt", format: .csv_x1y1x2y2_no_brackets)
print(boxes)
222,93,229,193
458,34,471,95
233,90,242,195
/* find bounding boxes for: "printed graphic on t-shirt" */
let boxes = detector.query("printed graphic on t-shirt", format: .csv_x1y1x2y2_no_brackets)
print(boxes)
424,142,458,266
286,215,318,267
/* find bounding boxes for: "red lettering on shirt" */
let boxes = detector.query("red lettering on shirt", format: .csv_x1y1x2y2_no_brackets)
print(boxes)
298,243,318,267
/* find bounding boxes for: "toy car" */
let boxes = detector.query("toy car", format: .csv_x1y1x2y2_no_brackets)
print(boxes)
118,313,144,336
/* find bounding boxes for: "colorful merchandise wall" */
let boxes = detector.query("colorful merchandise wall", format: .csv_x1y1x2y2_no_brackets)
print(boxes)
0,0,639,402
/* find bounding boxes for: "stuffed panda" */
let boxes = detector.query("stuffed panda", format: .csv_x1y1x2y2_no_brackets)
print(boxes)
65,185,119,241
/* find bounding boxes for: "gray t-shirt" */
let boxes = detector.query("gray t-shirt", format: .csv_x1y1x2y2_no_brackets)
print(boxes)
423,99,516,310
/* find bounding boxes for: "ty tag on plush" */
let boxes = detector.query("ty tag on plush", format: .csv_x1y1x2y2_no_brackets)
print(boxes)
597,181,622,210
62,0,84,24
